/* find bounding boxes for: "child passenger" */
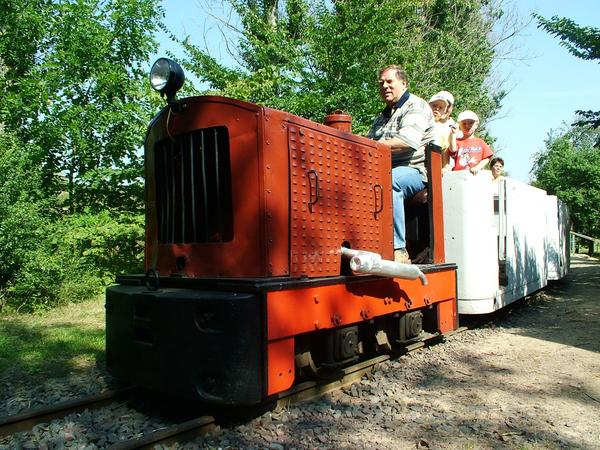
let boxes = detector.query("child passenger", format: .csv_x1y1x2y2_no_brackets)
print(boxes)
490,157,505,182
428,91,455,172
448,110,493,175
436,91,455,127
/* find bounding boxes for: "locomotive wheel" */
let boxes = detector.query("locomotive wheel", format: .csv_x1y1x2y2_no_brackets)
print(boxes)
294,325,368,379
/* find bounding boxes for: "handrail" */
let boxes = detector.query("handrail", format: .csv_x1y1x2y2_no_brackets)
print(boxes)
571,231,600,245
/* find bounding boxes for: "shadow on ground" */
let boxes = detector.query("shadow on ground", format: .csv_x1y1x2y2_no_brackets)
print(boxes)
490,254,600,354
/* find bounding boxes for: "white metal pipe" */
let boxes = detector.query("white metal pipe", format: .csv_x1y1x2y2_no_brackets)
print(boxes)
340,247,366,259
340,247,428,285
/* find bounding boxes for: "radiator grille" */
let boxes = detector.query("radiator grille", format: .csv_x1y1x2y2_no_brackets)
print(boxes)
154,126,233,244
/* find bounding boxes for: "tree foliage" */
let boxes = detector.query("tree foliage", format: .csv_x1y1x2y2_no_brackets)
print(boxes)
177,0,508,135
0,0,162,311
531,127,600,238
535,14,600,62
0,0,163,214
535,14,600,145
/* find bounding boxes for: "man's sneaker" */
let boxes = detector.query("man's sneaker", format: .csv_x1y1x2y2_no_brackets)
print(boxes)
394,248,411,264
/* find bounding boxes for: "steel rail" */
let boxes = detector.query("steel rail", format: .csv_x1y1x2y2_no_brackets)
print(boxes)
0,387,136,439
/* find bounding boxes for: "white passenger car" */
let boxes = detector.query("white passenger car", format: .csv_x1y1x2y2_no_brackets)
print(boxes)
442,171,569,314
546,195,570,280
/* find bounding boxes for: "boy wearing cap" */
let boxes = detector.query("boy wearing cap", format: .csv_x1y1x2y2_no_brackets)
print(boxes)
448,110,493,174
434,91,455,126
428,91,455,171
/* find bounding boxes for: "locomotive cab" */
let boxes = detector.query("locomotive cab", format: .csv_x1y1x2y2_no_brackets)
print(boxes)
404,143,446,264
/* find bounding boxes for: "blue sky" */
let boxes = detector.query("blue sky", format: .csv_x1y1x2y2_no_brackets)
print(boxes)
488,0,600,183
158,0,600,183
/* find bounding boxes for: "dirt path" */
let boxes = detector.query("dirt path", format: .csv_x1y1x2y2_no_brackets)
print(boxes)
199,254,600,449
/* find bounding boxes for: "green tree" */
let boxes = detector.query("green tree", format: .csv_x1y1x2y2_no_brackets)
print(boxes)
0,0,162,311
177,0,509,135
531,126,600,238
0,0,163,214
535,14,600,143
0,132,55,311
535,15,600,62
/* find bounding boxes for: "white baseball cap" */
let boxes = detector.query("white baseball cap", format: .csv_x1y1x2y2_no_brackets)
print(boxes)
429,93,449,106
436,90,454,105
457,110,479,123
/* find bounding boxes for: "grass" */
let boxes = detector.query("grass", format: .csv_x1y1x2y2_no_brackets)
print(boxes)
0,295,105,380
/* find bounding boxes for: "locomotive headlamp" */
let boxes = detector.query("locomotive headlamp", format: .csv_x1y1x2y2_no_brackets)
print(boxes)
150,58,185,103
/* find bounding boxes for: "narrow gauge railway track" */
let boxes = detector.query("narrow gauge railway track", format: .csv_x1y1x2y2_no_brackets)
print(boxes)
0,327,469,449
109,328,469,450
0,387,136,439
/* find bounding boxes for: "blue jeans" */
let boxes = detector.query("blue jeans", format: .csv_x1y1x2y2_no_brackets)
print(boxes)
392,166,426,249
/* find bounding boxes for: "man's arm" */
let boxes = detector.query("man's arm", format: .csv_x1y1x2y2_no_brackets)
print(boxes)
369,97,432,155
378,137,414,153
381,101,431,153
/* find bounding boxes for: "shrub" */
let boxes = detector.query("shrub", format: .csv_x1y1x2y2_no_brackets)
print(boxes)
0,209,144,313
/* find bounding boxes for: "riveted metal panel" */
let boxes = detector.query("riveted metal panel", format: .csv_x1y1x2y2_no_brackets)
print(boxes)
289,124,391,277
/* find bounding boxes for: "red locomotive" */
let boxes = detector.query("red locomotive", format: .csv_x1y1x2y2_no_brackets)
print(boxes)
105,59,458,405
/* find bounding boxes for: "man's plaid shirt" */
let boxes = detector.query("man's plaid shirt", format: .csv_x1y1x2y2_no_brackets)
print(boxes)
368,92,435,180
